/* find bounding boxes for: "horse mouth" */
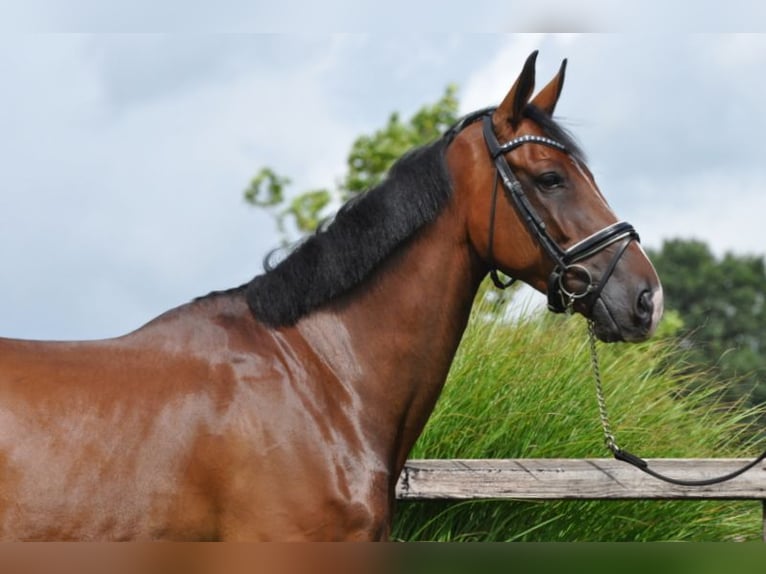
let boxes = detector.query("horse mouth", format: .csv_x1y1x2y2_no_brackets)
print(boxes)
587,293,662,343
589,301,625,342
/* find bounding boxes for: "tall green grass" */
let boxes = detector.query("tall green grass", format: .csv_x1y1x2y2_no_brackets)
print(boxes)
392,292,765,541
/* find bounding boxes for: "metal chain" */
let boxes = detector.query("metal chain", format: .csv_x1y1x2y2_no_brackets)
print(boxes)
585,318,766,486
586,320,619,454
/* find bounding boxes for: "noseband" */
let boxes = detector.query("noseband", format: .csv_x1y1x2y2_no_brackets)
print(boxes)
481,113,639,313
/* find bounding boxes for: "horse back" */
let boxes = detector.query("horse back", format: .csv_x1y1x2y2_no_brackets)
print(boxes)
0,297,390,540
0,299,267,539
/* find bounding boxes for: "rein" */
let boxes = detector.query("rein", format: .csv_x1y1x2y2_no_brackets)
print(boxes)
587,320,766,486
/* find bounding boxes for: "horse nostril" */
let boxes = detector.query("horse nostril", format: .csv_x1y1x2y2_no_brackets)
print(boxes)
636,289,654,324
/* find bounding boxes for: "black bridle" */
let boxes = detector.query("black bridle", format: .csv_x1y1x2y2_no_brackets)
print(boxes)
481,113,639,314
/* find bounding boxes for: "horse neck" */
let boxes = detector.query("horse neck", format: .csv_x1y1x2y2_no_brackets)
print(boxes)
296,200,485,469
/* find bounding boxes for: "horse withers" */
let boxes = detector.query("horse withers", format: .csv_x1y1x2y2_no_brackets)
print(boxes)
0,52,662,540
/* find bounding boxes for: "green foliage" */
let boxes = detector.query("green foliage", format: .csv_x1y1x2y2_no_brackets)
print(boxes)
647,239,766,406
243,167,289,207
393,289,764,541
285,189,332,235
244,85,460,240
244,168,331,238
342,85,459,198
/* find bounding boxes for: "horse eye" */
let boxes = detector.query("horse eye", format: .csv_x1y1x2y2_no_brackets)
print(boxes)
536,171,565,190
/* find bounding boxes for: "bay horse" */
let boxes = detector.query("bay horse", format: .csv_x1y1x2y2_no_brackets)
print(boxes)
0,52,662,540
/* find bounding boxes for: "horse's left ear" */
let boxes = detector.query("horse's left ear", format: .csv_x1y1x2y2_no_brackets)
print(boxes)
531,58,567,116
494,51,538,130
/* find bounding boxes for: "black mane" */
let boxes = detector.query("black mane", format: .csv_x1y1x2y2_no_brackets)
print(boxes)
231,105,585,327
245,137,453,327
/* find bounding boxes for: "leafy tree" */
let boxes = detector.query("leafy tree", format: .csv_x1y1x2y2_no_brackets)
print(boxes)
244,85,460,241
647,239,766,406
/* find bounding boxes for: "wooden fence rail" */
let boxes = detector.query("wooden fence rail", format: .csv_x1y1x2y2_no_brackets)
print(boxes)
396,458,766,540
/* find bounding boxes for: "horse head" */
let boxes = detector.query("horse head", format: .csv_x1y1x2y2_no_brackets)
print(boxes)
449,51,663,342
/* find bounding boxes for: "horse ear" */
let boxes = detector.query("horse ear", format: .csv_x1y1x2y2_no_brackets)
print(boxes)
531,58,567,116
494,51,538,130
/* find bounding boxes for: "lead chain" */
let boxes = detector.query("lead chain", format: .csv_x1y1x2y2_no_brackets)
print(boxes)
587,320,619,454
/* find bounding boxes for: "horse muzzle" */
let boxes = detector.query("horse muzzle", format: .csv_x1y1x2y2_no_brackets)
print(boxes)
546,221,640,314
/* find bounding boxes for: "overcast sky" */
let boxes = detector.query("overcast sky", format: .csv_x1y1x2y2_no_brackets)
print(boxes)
1,31,765,340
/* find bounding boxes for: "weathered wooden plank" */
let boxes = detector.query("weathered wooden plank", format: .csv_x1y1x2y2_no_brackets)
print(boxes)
396,459,766,501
